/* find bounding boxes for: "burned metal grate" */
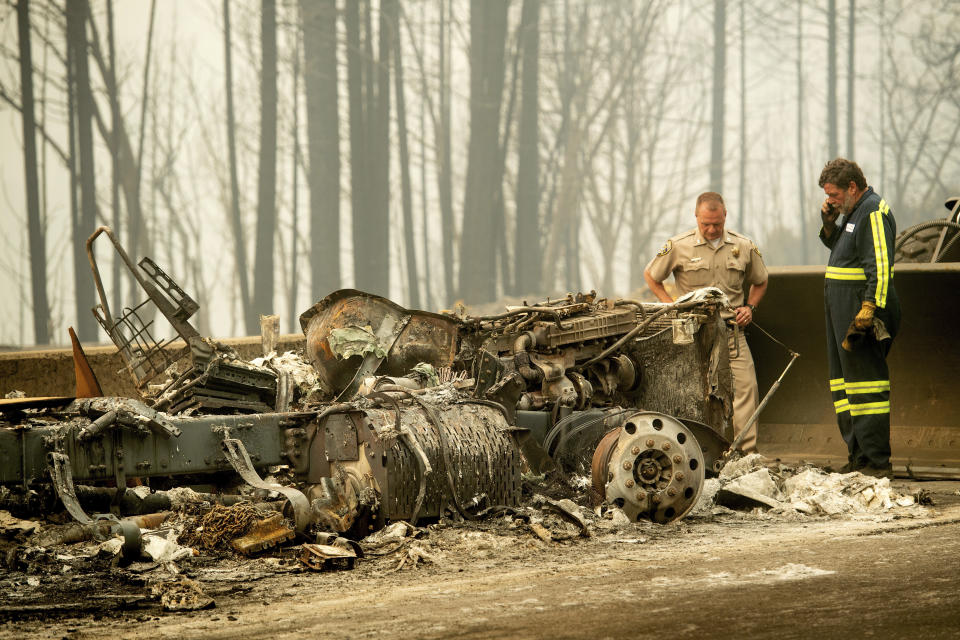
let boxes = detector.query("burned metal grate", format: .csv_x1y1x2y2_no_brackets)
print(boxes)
93,298,189,390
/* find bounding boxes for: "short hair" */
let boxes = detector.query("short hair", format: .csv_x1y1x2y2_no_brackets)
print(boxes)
819,158,867,190
695,192,725,212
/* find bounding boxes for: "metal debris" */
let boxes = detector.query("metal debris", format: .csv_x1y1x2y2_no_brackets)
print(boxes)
0,510,39,537
230,513,295,555
299,542,357,571
527,522,553,542
194,503,264,550
150,577,214,611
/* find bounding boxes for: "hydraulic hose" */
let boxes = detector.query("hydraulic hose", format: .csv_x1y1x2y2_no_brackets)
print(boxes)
894,220,960,254
936,232,960,263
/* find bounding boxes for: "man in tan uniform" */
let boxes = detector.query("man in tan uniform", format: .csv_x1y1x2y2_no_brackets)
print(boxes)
643,192,768,452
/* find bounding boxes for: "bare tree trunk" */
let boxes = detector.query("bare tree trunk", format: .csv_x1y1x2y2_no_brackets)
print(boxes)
493,18,522,297
67,0,98,341
626,2,645,292
847,0,855,157
459,0,508,303
358,0,393,296
82,11,148,293
131,0,157,307
515,0,541,298
346,1,367,291
437,0,454,306
18,0,50,345
290,10,301,331
879,0,885,186
107,0,122,317
253,0,279,328
797,0,808,263
301,0,340,306
827,0,837,158
738,0,746,233
223,0,252,334
419,0,431,309
393,0,419,308
66,6,80,324
709,0,725,193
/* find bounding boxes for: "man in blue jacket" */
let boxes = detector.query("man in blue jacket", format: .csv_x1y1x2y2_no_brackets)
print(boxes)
818,158,901,478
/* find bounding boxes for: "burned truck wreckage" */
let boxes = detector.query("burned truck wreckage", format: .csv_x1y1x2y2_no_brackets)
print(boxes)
0,227,739,557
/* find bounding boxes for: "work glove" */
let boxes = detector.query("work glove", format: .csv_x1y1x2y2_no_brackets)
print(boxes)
853,301,876,330
842,316,890,352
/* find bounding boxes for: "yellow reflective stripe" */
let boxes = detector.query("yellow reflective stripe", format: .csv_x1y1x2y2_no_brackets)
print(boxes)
870,209,890,307
829,378,846,391
849,400,890,416
834,399,850,413
825,266,867,280
826,266,866,274
845,380,890,394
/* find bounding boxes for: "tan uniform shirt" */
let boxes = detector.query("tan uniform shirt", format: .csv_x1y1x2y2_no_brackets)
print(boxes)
646,228,768,315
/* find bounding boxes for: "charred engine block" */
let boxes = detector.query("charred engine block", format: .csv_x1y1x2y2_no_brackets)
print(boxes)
472,303,642,413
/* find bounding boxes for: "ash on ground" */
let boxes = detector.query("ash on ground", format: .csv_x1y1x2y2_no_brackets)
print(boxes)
0,455,937,623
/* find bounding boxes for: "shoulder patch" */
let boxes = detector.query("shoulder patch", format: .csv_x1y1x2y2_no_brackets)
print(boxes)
657,240,673,257
751,243,762,258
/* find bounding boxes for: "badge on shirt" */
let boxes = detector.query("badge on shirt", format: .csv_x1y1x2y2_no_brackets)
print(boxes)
731,246,740,257
751,243,762,258
657,240,672,257
845,223,855,233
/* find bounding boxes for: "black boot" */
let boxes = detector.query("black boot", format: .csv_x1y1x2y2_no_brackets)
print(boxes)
838,457,866,473
860,463,894,479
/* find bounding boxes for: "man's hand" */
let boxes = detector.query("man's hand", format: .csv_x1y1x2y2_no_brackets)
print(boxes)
854,301,876,329
821,200,840,233
735,305,753,327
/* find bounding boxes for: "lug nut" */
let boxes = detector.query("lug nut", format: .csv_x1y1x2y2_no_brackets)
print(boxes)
667,487,677,497
635,490,647,501
662,442,671,451
631,446,641,455
646,439,655,448
623,461,633,470
625,479,635,488
673,455,683,464
651,494,662,504
676,472,685,481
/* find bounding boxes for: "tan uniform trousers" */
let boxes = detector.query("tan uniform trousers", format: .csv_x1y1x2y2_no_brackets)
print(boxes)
727,327,759,453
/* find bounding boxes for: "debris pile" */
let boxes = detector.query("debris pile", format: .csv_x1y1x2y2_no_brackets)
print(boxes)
694,454,923,517
250,350,328,405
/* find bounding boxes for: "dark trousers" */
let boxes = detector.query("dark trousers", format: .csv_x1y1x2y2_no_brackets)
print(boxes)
824,282,900,467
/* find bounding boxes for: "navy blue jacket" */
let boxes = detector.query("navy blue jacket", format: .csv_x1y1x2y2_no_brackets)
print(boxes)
819,187,897,309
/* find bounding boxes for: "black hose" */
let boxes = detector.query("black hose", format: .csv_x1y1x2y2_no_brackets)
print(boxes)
894,219,960,253
543,407,628,457
936,231,960,263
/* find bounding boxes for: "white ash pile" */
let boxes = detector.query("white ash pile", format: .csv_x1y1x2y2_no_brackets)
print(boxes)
692,454,926,518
